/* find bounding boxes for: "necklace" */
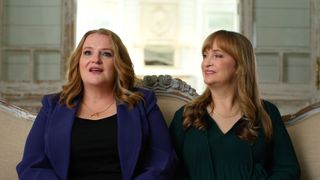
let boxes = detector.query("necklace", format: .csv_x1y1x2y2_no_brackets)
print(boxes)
82,100,115,117
210,104,241,119
212,109,240,119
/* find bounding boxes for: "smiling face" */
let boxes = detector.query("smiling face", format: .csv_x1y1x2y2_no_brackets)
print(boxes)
79,33,115,88
201,41,237,87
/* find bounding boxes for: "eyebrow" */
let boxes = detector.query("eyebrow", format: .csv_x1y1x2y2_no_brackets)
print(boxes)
82,47,113,51
212,49,223,53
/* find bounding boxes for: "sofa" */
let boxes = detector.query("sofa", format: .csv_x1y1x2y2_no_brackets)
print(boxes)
1,75,319,179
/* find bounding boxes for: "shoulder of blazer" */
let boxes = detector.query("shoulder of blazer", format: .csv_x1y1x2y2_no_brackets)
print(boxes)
41,93,67,115
134,87,155,100
43,93,60,103
42,93,81,109
134,87,154,95
40,93,58,106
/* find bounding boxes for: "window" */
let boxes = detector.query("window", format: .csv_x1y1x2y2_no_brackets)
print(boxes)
251,0,319,114
144,45,174,66
76,0,239,93
0,0,63,82
0,0,74,112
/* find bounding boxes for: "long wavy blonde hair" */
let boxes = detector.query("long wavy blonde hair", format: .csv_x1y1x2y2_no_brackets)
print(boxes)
59,28,143,108
183,30,272,141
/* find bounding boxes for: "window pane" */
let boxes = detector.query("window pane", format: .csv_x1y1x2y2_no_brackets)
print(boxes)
254,0,310,49
204,0,239,35
144,45,174,66
3,0,61,46
2,51,30,81
256,53,279,83
283,53,310,83
34,52,61,81
208,13,235,31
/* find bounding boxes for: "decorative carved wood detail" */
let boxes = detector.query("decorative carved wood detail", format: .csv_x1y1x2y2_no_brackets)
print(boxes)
282,101,320,126
0,99,36,121
140,75,199,101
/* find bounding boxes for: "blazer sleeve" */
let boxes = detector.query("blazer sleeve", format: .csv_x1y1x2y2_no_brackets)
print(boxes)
16,95,60,180
264,101,301,179
134,90,178,180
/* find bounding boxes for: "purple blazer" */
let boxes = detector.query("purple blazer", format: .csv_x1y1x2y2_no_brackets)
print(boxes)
17,88,177,180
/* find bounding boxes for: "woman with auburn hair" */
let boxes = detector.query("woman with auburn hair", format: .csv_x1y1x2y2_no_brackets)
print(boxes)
170,30,300,179
17,28,177,180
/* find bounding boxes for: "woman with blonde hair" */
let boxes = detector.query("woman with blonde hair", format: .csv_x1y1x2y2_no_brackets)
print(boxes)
17,28,177,180
170,30,300,179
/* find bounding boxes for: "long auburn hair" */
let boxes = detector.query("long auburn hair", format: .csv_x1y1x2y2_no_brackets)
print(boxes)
182,30,272,141
59,28,143,108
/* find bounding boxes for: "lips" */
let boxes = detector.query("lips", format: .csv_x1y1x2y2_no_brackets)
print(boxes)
89,67,103,72
204,70,216,74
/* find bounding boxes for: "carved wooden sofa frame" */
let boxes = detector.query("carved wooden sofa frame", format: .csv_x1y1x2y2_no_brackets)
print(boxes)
140,75,198,124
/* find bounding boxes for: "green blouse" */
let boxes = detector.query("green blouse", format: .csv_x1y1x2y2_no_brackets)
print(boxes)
169,101,300,180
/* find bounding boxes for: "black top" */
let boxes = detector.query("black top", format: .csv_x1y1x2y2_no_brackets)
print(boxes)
68,114,122,180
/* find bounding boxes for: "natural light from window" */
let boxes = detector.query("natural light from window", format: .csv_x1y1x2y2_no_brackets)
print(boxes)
76,0,239,93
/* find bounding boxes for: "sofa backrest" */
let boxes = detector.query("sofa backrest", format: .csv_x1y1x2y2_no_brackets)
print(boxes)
282,102,320,180
0,99,35,180
140,75,199,125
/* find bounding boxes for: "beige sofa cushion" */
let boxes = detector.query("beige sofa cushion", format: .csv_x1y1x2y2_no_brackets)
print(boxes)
156,93,192,125
0,102,35,180
284,108,320,180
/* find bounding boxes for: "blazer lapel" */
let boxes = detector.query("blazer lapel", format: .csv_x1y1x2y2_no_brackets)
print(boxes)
117,102,143,180
46,101,78,180
45,100,144,179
